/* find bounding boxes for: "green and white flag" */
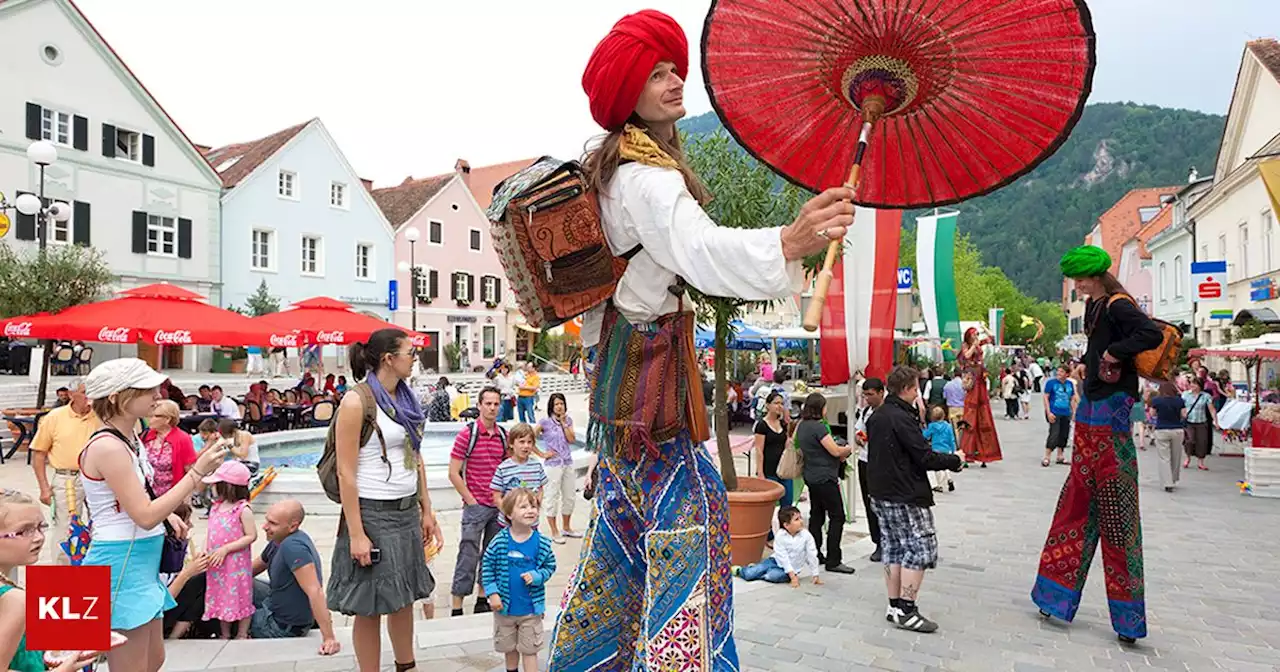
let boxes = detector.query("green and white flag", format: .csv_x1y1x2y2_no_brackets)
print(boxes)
916,212,962,360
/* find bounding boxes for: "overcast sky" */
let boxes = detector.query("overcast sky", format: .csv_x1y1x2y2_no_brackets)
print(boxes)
74,0,1280,187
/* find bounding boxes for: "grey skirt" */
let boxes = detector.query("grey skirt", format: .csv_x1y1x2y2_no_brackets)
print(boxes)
327,497,435,617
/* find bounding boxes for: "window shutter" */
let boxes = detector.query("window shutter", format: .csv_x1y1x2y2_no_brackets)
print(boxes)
177,218,193,258
72,116,88,151
450,272,459,300
131,211,147,253
25,103,41,140
495,277,502,304
72,201,90,246
429,270,439,298
142,134,155,167
14,191,36,241
467,273,475,302
102,124,116,158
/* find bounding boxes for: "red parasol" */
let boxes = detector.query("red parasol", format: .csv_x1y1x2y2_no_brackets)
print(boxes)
0,283,288,346
251,297,428,347
701,0,1096,329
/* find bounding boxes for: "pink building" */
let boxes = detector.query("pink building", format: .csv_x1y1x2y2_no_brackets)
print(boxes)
372,159,532,372
1117,203,1174,315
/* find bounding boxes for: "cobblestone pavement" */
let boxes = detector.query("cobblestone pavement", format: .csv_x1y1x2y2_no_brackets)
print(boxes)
734,394,1280,672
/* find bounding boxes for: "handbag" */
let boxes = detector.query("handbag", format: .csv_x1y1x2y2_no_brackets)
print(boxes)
776,425,805,480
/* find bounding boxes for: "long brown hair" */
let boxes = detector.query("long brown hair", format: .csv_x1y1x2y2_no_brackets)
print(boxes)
582,117,711,205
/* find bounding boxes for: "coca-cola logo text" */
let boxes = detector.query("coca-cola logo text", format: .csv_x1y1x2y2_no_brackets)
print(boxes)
316,330,345,343
154,330,192,345
97,327,131,343
269,334,297,348
3,322,31,337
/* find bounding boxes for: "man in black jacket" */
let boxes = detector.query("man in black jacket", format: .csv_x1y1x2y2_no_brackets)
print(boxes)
867,365,965,633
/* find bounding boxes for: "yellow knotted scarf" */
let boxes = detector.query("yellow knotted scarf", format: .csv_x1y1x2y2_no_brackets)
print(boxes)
619,124,680,170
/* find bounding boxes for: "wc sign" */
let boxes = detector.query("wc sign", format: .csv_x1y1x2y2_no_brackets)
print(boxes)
897,267,913,293
1191,261,1227,303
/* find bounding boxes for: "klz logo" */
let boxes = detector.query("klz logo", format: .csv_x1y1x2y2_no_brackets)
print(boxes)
26,565,111,651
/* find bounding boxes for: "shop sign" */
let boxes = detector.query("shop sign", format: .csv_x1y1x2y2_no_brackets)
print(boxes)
387,280,398,312
897,267,913,293
1191,260,1226,302
1250,277,1277,303
447,315,477,323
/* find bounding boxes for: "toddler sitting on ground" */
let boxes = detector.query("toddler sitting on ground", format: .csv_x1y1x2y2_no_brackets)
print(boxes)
737,506,823,587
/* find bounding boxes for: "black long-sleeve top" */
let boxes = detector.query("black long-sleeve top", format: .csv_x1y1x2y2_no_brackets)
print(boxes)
866,395,963,508
1083,294,1164,401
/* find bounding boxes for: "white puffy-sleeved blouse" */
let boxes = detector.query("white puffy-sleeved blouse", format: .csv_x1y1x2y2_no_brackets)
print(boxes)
582,163,806,347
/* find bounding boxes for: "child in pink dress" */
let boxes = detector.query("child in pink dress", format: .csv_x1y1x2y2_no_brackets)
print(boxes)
202,461,257,638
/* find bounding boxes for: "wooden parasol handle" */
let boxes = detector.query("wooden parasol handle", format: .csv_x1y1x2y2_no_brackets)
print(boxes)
802,163,862,331
802,99,883,332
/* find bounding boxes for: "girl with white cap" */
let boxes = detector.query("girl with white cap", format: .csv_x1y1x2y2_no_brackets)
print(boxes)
78,358,228,672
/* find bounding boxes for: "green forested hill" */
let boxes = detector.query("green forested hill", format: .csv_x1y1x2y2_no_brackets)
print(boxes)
679,102,1224,301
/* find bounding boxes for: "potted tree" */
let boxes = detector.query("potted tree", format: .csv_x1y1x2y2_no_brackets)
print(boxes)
686,132,817,565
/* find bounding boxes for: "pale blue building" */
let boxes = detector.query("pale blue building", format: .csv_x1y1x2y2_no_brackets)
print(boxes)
205,118,394,318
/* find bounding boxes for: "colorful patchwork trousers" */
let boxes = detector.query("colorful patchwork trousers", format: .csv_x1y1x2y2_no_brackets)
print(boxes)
1032,392,1146,639
547,431,738,671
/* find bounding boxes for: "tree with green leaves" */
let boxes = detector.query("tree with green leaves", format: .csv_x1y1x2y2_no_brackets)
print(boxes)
684,131,810,492
244,279,281,317
0,244,114,406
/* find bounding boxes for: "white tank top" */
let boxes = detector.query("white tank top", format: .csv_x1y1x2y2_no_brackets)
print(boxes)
80,431,164,541
355,407,418,500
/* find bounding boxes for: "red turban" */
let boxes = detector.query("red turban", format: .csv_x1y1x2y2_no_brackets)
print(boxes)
582,9,688,131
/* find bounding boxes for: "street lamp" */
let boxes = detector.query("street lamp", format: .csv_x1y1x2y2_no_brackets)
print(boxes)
1,140,72,250
403,226,421,331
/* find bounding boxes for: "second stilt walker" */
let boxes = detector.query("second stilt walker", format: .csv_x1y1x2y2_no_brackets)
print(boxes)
1032,245,1162,643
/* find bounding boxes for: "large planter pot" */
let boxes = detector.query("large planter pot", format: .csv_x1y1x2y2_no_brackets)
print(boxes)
726,476,785,566
229,358,247,374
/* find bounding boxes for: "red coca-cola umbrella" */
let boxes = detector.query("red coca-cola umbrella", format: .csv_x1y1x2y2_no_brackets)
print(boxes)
251,297,427,347
0,283,289,346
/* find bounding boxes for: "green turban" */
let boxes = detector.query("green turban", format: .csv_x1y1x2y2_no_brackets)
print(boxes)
1060,246,1111,278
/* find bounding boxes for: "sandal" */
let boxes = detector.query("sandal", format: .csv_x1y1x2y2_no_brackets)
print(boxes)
1056,459,1068,465
1041,458,1051,467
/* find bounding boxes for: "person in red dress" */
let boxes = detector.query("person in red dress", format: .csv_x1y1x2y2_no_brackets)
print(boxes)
958,328,1002,467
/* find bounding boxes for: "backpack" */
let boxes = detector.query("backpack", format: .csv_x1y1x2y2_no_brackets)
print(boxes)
317,383,384,503
459,420,508,483
487,157,641,330
1106,293,1183,381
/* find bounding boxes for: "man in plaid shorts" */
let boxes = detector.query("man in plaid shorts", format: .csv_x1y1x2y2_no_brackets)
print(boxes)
866,365,966,633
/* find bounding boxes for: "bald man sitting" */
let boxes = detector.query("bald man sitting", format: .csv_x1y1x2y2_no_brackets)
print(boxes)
250,500,340,654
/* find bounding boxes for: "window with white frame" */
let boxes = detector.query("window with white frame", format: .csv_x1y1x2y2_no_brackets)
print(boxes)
454,272,470,300
413,265,431,299
483,325,496,359
278,170,297,199
1239,223,1250,279
482,276,497,304
251,229,274,270
146,214,176,256
1174,255,1184,298
355,243,373,280
114,127,141,162
428,220,443,245
330,181,348,209
41,108,71,146
1265,210,1276,273
469,229,482,252
1158,262,1167,302
301,235,322,275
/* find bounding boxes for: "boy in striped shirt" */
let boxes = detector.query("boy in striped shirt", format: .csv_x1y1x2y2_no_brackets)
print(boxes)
490,423,548,527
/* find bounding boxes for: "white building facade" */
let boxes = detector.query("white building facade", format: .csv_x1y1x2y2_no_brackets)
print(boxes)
1148,175,1213,336
1190,40,1280,349
0,0,224,371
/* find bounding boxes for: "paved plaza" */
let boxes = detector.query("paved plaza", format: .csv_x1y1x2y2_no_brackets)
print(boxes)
7,394,1279,671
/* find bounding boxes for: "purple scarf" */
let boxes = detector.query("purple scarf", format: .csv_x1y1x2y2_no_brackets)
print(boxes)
365,374,425,453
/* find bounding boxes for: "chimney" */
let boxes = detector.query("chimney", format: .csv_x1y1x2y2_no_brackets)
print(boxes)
1188,166,1199,183
455,159,472,189
359,177,373,192
194,143,212,155
401,176,415,186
